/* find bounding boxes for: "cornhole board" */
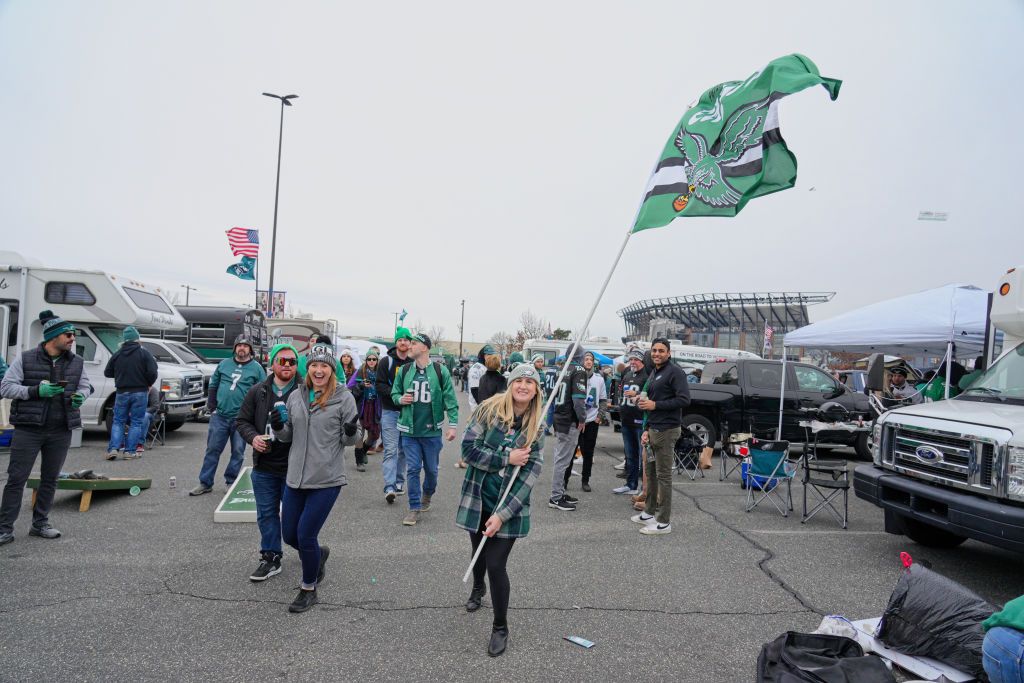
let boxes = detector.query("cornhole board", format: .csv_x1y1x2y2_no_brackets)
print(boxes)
214,466,257,523
27,476,152,512
851,617,971,682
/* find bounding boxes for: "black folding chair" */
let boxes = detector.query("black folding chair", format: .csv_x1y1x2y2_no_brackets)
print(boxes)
147,393,168,448
800,428,850,529
673,426,705,480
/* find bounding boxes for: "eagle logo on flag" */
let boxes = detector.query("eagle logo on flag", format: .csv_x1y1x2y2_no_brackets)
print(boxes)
674,96,772,208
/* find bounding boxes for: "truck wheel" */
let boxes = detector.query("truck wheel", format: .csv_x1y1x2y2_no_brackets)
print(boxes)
165,419,185,432
854,432,872,460
682,415,716,446
903,518,967,549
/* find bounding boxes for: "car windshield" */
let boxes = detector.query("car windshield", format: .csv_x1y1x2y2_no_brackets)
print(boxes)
960,343,1024,402
170,343,206,364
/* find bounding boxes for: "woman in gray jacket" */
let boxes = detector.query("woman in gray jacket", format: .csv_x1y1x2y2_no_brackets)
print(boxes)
272,343,361,613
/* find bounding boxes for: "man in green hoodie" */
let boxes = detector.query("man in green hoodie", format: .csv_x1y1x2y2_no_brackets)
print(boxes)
190,335,266,496
392,333,458,526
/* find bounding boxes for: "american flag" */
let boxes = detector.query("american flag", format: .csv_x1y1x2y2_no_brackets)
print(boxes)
226,227,259,258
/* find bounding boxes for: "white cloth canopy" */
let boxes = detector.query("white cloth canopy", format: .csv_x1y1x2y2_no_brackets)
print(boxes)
783,283,989,358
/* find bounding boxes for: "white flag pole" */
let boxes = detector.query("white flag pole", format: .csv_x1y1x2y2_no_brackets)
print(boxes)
463,228,635,583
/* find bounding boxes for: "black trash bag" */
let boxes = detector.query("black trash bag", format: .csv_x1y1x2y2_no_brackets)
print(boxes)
757,631,895,682
878,563,995,678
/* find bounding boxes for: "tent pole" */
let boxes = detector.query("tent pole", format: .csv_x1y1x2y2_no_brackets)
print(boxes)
777,347,787,440
944,341,953,400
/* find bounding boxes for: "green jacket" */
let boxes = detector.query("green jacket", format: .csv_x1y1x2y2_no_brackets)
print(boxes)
391,361,459,435
984,594,1024,632
455,408,544,538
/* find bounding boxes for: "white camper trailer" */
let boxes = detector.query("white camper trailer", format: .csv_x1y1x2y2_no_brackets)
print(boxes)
0,252,206,433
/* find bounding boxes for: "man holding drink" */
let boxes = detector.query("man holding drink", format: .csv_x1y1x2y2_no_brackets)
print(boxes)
236,343,301,581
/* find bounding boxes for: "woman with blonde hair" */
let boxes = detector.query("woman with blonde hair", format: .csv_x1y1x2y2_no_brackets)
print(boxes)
272,343,361,613
456,363,544,657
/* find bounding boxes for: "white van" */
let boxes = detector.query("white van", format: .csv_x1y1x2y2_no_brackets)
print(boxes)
0,252,206,433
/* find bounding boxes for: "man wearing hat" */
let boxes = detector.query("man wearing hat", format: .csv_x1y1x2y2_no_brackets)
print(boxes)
392,332,458,526
103,326,158,460
0,310,93,545
613,348,648,495
888,366,921,405
190,334,266,496
375,327,414,503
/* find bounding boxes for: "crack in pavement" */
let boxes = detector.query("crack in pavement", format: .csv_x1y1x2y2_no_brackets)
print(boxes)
597,446,825,617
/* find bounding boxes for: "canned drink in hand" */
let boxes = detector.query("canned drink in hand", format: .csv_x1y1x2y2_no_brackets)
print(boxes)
639,391,648,402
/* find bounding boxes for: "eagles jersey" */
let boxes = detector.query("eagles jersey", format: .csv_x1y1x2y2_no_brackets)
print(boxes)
552,362,588,428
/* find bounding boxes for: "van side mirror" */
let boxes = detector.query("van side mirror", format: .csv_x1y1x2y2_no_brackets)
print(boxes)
865,354,886,391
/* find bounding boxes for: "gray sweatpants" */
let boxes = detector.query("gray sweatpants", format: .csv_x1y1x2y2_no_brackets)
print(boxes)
549,429,578,501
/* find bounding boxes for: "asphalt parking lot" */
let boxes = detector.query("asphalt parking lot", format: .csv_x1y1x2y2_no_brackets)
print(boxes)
2,392,1023,682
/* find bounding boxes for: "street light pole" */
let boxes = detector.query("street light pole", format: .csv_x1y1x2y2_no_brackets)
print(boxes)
459,299,465,358
180,284,198,306
392,311,399,334
261,92,298,318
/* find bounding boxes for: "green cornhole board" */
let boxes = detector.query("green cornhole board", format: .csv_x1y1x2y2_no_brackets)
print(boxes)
214,466,257,523
27,475,152,512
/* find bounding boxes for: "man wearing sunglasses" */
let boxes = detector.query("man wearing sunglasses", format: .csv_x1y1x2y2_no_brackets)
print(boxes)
236,343,301,582
0,310,93,546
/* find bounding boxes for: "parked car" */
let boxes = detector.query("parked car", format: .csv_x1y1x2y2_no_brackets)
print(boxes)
140,338,217,421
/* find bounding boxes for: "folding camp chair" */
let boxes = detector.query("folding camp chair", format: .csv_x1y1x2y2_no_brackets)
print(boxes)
800,437,850,529
673,426,705,480
721,434,751,482
744,439,797,517
147,393,168,448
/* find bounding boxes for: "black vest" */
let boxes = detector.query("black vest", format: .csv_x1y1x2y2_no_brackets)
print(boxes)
10,345,85,430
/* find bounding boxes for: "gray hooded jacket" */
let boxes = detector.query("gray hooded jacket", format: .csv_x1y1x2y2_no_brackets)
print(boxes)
274,384,361,489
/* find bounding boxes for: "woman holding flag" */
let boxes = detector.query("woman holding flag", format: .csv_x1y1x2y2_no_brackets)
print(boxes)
456,363,544,657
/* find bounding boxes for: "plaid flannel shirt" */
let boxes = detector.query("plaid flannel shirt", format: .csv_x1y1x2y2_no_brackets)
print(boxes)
455,411,544,539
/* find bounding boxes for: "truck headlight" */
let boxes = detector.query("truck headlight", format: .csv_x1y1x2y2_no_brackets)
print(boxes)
1009,446,1024,501
160,378,182,401
872,422,883,466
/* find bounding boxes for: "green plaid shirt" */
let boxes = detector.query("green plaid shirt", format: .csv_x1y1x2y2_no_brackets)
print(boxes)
455,409,544,539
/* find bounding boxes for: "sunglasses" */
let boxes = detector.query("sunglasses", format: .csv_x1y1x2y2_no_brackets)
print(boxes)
62,332,77,338
276,358,297,366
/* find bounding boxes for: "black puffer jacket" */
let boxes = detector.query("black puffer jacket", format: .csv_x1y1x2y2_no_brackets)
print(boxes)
236,376,300,476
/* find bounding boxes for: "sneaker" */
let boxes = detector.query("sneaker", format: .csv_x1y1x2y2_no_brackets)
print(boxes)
249,553,282,582
189,484,213,496
317,546,330,584
403,510,420,526
630,512,657,525
570,469,581,477
614,459,626,470
421,494,432,511
562,493,579,504
395,485,406,496
548,496,576,511
105,451,119,461
28,525,61,539
356,463,366,472
288,588,318,613
385,490,396,504
581,483,592,493
0,531,14,546
122,451,141,460
612,485,632,494
640,522,672,535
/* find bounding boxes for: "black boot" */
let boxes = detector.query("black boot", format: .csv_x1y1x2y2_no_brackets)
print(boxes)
487,626,509,657
465,583,487,612
288,588,318,613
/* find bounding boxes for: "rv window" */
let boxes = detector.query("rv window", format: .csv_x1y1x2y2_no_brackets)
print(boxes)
123,287,173,314
72,329,97,362
45,282,96,306
191,323,225,345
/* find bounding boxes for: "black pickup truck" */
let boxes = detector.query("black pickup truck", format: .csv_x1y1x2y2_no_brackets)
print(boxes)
679,359,873,458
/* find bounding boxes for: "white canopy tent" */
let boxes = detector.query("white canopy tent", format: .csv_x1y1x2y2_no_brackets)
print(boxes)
776,284,991,434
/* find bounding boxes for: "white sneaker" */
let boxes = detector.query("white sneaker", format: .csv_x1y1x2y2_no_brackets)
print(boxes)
614,460,626,470
611,485,632,494
630,512,657,525
570,469,581,477
640,522,672,535
395,486,406,496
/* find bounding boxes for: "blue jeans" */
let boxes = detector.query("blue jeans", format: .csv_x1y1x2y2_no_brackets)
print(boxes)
198,412,246,488
380,410,406,493
282,485,340,587
107,391,148,452
621,422,643,490
251,469,287,555
984,626,1024,683
402,435,442,511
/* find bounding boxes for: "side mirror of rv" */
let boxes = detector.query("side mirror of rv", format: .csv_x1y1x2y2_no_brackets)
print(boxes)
865,354,886,391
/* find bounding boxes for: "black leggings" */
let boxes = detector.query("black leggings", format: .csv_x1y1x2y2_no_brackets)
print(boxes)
468,530,516,629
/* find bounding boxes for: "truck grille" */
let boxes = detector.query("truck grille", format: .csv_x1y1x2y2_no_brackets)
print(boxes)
184,375,204,400
886,424,996,490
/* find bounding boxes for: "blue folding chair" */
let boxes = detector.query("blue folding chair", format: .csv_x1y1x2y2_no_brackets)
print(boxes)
744,439,797,517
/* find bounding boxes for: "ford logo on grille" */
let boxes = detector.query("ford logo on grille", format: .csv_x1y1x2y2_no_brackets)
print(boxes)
914,445,942,462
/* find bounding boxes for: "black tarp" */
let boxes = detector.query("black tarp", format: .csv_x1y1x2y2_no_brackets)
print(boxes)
757,631,895,682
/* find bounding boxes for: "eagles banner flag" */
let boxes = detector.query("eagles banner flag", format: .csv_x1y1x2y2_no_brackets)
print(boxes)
226,256,256,280
632,54,840,232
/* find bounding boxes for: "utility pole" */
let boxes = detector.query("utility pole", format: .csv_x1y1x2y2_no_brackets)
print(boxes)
180,284,198,306
459,299,465,358
392,311,399,334
261,92,298,318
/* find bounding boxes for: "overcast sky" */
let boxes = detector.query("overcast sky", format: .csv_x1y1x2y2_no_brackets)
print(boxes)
2,1,1022,344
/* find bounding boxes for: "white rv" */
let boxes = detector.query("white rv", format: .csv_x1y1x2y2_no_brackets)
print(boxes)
522,337,626,365
0,252,206,433
631,340,761,365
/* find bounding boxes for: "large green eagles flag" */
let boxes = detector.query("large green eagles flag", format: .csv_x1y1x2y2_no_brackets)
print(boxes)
632,54,841,232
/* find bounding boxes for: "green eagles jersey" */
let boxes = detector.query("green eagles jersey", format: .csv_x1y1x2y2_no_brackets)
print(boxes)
409,366,441,437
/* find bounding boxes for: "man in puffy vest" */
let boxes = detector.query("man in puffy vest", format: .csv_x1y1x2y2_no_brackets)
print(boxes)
0,310,93,545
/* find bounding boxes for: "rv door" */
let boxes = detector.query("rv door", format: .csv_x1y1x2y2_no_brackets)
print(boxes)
0,304,9,361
